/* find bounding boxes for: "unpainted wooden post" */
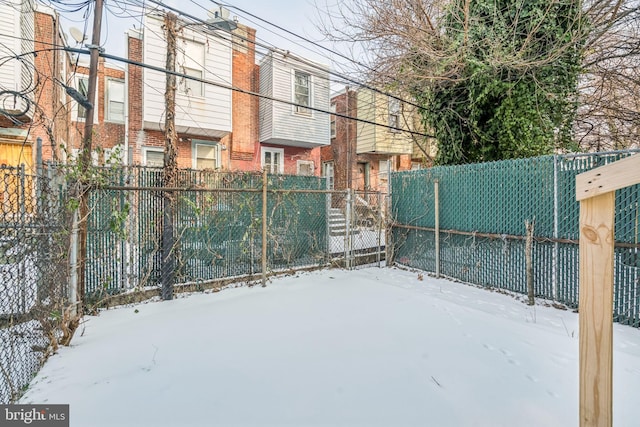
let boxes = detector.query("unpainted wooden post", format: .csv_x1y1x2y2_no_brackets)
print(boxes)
575,153,640,427
578,192,615,427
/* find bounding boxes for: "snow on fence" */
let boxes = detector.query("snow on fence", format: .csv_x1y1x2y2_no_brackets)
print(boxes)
390,150,640,327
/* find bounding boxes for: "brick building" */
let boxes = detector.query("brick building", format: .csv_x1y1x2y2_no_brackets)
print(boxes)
322,88,430,193
2,8,330,178
0,1,72,167
67,59,126,164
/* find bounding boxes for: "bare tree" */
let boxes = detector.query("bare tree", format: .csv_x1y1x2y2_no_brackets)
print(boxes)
318,0,640,155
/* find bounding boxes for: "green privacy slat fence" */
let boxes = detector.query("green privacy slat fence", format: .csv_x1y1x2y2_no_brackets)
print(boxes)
85,167,328,300
391,151,640,327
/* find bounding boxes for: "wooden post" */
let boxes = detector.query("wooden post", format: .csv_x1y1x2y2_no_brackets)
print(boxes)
579,192,615,427
262,167,268,287
575,154,640,427
434,180,440,278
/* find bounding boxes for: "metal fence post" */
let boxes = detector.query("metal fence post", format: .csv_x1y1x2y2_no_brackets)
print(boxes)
69,209,79,316
345,189,352,269
377,190,382,267
326,176,331,263
553,154,559,301
18,164,26,220
262,168,268,287
435,179,440,278
36,137,43,211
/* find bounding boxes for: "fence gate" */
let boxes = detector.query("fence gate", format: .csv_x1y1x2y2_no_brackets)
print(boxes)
327,189,387,269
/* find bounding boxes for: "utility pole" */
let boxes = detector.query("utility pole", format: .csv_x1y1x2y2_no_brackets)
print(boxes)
161,12,178,300
77,0,104,312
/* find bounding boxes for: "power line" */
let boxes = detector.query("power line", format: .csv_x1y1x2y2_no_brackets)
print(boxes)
127,0,425,111
203,0,427,109
62,46,433,138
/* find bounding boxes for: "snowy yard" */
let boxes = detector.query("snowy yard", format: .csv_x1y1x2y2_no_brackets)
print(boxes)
20,267,640,427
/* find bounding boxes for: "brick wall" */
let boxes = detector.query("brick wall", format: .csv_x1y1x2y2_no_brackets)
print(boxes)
225,24,258,164
322,90,413,191
127,31,144,164
1,9,74,165
69,60,126,162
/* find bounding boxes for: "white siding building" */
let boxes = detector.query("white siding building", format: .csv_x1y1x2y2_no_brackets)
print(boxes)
0,0,34,120
259,51,330,148
142,14,233,139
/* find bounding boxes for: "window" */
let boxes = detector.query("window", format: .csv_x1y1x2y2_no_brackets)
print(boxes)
261,147,284,174
388,97,401,132
322,161,334,190
144,147,164,167
379,160,390,181
297,160,314,176
106,79,125,123
59,53,66,103
330,103,336,138
74,75,97,122
178,39,204,97
194,142,220,170
293,70,311,115
76,76,89,120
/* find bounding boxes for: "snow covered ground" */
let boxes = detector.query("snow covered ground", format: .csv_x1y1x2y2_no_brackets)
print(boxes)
20,267,640,427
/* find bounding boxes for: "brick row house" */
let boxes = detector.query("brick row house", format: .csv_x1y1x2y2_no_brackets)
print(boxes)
321,87,435,194
1,8,329,177
125,12,329,174
0,1,73,167
1,5,432,190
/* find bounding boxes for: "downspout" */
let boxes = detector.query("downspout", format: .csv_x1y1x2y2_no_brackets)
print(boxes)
124,31,130,166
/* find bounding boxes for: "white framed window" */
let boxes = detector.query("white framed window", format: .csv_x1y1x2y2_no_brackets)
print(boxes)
297,160,314,176
293,70,311,115
106,78,125,123
178,39,205,97
143,147,164,167
74,76,89,121
388,97,401,131
261,147,284,174
73,75,97,122
193,141,220,170
322,161,334,190
59,53,67,103
330,103,337,138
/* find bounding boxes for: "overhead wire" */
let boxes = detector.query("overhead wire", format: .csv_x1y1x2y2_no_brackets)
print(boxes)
62,45,433,138
100,0,403,126
124,0,426,112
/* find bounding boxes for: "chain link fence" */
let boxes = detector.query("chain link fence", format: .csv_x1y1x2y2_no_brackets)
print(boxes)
1,164,69,403
390,150,640,327
327,190,387,268
83,167,386,303
1,163,388,404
